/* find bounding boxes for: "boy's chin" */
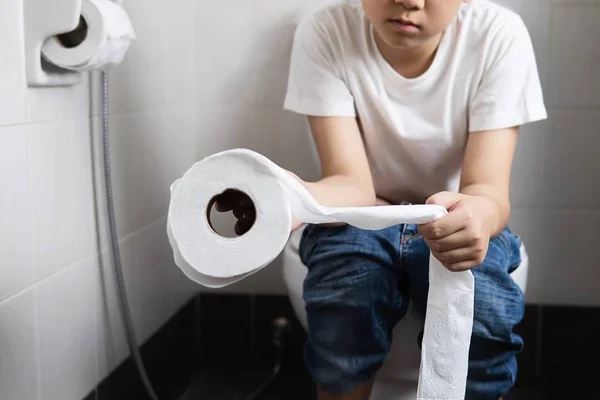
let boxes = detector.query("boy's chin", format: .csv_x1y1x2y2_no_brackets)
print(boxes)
380,34,426,51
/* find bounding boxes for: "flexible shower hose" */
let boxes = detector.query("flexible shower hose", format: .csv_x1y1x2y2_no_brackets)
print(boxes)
101,69,159,400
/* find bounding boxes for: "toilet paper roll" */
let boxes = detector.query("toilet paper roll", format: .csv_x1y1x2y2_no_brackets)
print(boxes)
41,0,136,71
167,148,474,399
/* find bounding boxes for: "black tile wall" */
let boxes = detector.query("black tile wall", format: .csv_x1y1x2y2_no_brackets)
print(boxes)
514,305,540,388
540,306,600,391
252,295,307,371
85,294,600,400
198,293,253,367
96,300,197,400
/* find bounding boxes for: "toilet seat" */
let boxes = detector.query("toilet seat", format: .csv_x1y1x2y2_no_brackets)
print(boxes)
282,225,529,399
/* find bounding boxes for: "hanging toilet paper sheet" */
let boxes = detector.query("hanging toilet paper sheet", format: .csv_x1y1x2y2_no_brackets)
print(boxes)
166,148,474,400
41,0,136,71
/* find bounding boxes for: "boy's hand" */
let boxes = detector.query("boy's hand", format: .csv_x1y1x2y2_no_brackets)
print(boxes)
418,191,496,272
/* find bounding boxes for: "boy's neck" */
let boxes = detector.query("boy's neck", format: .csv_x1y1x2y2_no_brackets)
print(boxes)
375,33,443,79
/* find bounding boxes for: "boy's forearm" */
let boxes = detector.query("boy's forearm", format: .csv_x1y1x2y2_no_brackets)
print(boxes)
460,183,510,237
303,175,377,208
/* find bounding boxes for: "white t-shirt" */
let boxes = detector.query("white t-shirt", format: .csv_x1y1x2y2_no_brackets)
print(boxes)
283,0,547,204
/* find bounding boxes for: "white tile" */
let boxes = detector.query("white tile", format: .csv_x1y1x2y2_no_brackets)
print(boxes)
29,119,98,279
266,109,322,182
509,119,548,207
548,6,600,108
96,250,131,381
108,1,168,114
36,257,98,400
0,0,27,126
0,290,40,400
195,106,320,180
107,111,170,237
159,0,196,108
508,208,545,304
537,210,600,307
541,110,600,208
162,105,199,185
27,74,91,124
195,4,299,109
0,126,34,300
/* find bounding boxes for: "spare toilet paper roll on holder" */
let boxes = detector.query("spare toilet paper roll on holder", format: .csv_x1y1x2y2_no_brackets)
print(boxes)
23,0,134,87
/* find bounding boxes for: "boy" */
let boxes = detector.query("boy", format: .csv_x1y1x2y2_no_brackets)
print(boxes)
219,0,546,399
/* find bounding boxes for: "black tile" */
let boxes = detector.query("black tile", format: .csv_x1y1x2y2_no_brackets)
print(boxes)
539,388,600,400
83,390,97,400
540,305,600,390
199,294,253,367
260,369,317,400
513,305,539,388
98,299,197,400
505,388,540,400
252,295,307,371
178,368,316,400
179,367,268,400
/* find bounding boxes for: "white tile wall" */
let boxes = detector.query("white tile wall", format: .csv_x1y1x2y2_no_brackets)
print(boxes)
35,257,98,400
1,0,600,398
27,74,91,124
105,111,170,237
0,0,27,127
538,210,600,306
0,126,34,301
0,290,39,400
0,0,201,397
548,5,600,108
29,119,97,279
541,110,600,208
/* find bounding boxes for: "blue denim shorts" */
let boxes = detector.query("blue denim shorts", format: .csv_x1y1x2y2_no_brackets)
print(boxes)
299,222,524,399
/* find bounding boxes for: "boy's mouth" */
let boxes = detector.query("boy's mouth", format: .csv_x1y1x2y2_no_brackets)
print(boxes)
389,18,421,33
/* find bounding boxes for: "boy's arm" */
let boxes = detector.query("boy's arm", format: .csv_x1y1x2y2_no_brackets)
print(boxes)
459,126,519,237
418,127,519,271
299,116,377,208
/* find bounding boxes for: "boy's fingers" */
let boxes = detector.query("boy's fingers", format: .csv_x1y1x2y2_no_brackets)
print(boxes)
419,211,466,239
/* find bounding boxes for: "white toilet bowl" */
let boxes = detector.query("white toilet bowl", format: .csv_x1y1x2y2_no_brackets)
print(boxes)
282,225,529,400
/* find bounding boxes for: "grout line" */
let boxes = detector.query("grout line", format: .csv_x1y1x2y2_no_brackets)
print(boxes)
0,215,169,307
33,287,42,400
0,101,196,130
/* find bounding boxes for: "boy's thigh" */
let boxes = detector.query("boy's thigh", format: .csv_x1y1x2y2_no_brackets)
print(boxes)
298,224,407,394
405,226,525,398
403,225,524,332
467,228,525,398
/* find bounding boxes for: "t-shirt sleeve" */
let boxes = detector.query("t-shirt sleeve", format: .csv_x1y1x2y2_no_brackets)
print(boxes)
283,15,356,117
469,15,547,132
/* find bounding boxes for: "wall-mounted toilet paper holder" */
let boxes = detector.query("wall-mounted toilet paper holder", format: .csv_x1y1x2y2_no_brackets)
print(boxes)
23,0,84,87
